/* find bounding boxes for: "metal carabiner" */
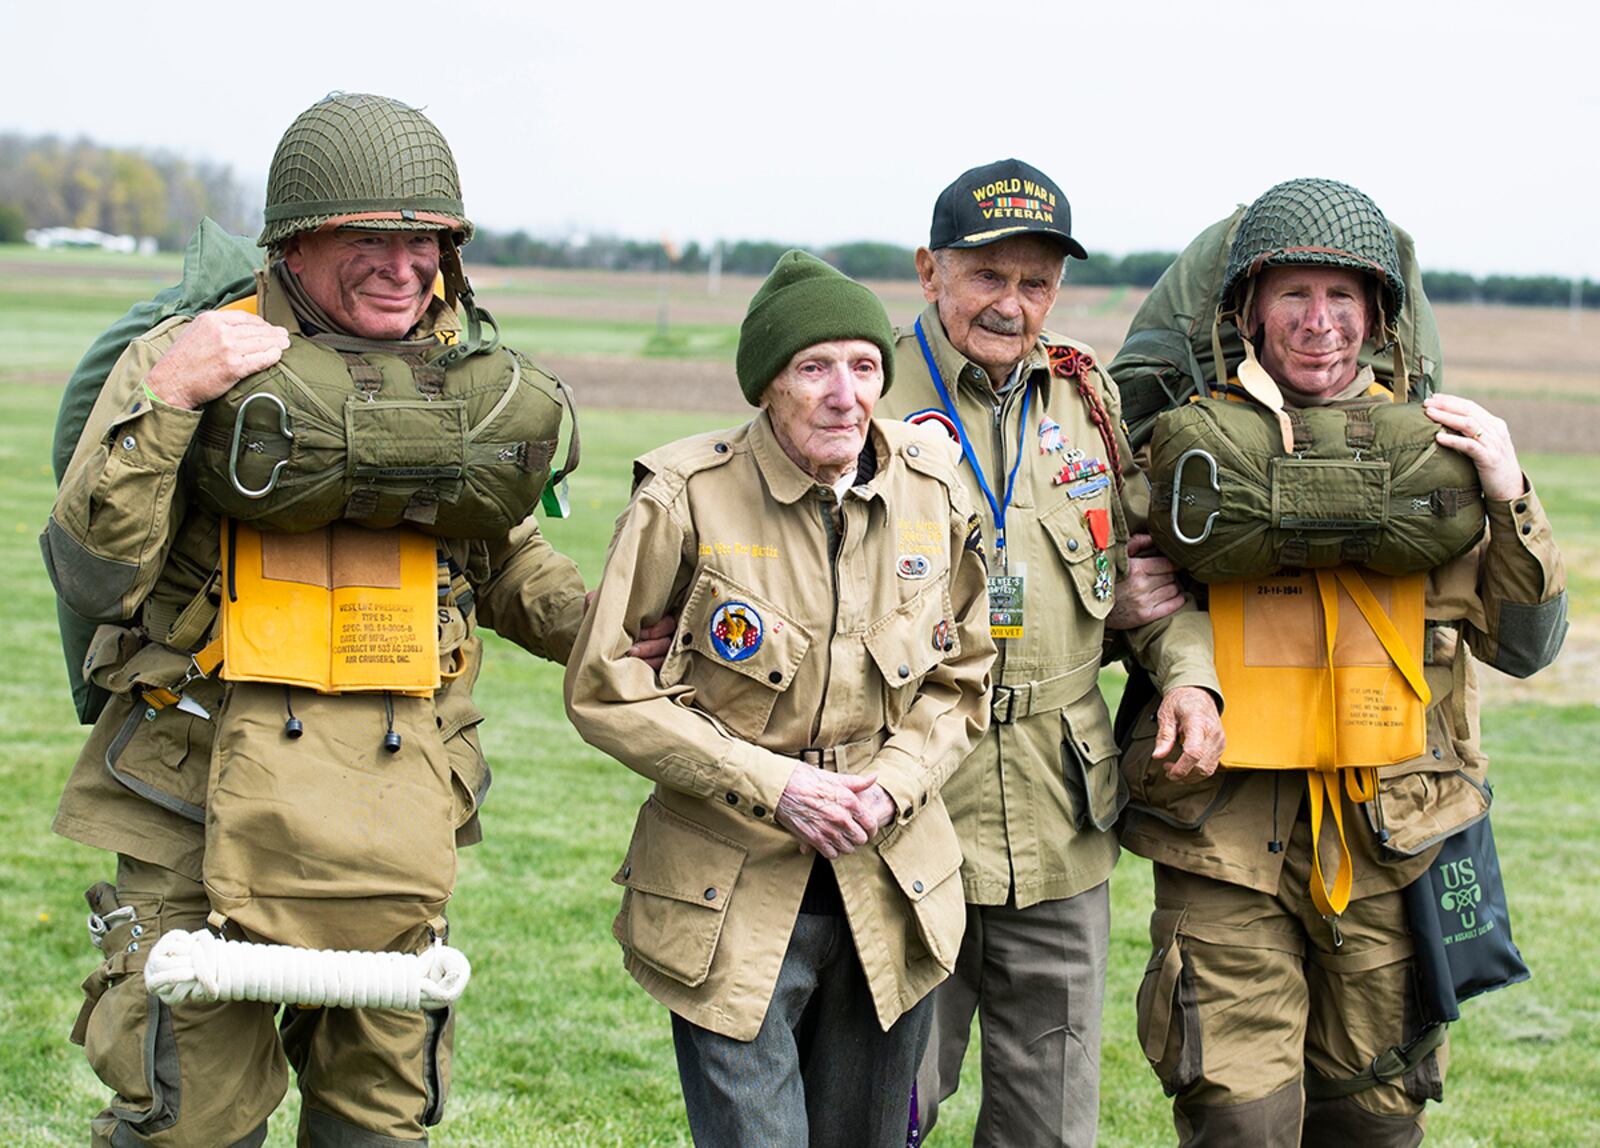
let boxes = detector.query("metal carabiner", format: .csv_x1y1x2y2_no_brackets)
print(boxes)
228,391,294,499
1171,447,1220,546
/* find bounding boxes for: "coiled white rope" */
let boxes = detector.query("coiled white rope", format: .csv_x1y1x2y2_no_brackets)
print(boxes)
144,929,470,1011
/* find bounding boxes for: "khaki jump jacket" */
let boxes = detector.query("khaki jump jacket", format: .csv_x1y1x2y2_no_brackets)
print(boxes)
1120,425,1568,899
44,272,586,891
564,412,995,1041
876,307,1219,908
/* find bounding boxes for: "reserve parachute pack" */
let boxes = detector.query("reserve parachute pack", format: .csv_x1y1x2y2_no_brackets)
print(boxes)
189,313,575,538
1111,208,1444,452
1149,393,1486,583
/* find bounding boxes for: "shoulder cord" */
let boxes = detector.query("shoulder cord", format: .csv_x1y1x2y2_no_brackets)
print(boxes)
1050,346,1124,494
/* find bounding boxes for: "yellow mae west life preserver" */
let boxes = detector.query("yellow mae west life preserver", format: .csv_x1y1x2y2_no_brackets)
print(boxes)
1209,565,1430,917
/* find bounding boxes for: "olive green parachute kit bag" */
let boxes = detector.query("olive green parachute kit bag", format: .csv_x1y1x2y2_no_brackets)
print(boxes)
49,219,260,724
1111,200,1444,453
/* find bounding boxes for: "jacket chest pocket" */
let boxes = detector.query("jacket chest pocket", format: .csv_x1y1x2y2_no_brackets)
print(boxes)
1039,496,1122,621
613,796,748,987
864,582,957,730
659,567,811,742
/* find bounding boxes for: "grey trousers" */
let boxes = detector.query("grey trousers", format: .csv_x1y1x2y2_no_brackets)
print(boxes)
672,912,933,1148
916,882,1111,1148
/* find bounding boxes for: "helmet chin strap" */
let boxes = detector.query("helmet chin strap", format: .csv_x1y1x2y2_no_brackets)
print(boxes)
434,238,500,369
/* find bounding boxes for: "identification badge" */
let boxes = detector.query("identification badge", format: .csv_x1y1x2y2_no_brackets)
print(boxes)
988,574,1025,639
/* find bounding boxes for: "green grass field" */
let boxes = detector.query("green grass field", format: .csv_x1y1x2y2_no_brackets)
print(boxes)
2,249,1597,1145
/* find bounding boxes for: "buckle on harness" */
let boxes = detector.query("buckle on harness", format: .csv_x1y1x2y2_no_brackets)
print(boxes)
229,391,295,499
1171,447,1220,546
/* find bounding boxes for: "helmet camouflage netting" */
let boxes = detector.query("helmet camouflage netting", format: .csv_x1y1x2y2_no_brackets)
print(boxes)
1222,178,1403,320
259,92,472,249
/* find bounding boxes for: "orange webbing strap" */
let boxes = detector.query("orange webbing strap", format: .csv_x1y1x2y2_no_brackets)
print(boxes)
1307,570,1354,918
1305,769,1353,919
138,636,225,711
1304,568,1431,918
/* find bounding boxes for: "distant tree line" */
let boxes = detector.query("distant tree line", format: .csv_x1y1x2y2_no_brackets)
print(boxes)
0,134,254,248
468,230,1598,308
1,135,1592,311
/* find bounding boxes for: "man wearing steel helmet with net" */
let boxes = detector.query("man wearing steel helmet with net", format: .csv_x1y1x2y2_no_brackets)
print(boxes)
41,92,667,1146
1113,179,1567,1145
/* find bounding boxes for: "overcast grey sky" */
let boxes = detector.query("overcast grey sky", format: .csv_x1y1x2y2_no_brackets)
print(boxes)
5,0,1596,277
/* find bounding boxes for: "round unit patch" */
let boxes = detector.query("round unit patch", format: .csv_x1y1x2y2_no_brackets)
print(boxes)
709,602,764,662
905,408,960,443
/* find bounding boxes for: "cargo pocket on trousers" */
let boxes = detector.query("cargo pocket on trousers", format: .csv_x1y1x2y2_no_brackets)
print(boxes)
79,896,182,1137
612,796,747,987
1061,690,1127,832
1136,907,1203,1097
877,802,965,972
421,1005,454,1126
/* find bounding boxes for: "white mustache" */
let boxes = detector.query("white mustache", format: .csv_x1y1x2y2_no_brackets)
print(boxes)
976,313,1024,336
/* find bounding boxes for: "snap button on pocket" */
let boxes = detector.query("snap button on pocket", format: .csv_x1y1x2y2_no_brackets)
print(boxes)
913,880,924,893
898,664,911,680
703,887,717,901
1067,538,1079,552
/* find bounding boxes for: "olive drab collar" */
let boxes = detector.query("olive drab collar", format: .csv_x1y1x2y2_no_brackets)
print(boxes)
748,408,891,509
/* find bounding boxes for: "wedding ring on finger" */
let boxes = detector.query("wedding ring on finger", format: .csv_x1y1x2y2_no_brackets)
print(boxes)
1470,424,1485,440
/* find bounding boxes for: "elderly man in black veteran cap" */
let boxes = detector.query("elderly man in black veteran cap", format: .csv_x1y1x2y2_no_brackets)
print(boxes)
876,159,1225,1146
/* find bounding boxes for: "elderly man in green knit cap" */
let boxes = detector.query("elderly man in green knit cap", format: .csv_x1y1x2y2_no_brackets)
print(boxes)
566,250,997,1146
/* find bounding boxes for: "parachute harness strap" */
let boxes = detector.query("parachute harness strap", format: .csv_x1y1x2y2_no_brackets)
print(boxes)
144,929,471,1012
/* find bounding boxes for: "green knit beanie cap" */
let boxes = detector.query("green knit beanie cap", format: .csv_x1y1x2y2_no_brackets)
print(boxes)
736,250,896,405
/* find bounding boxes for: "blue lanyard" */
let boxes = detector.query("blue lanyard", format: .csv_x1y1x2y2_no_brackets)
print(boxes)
914,316,1032,554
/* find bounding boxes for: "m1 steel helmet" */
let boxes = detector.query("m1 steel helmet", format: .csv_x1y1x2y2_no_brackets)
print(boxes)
1222,178,1403,320
259,92,472,250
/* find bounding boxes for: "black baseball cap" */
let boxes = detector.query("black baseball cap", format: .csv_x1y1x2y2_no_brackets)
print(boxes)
928,158,1087,260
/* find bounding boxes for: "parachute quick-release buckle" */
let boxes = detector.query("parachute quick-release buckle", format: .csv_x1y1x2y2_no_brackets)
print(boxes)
1171,447,1220,546
228,391,295,499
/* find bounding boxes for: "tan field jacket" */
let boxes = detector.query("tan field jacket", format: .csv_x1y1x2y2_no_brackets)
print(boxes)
565,412,994,1040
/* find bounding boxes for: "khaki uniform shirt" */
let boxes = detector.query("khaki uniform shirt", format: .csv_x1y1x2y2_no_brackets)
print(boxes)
1120,379,1567,899
46,270,587,882
876,306,1219,908
564,412,994,1041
